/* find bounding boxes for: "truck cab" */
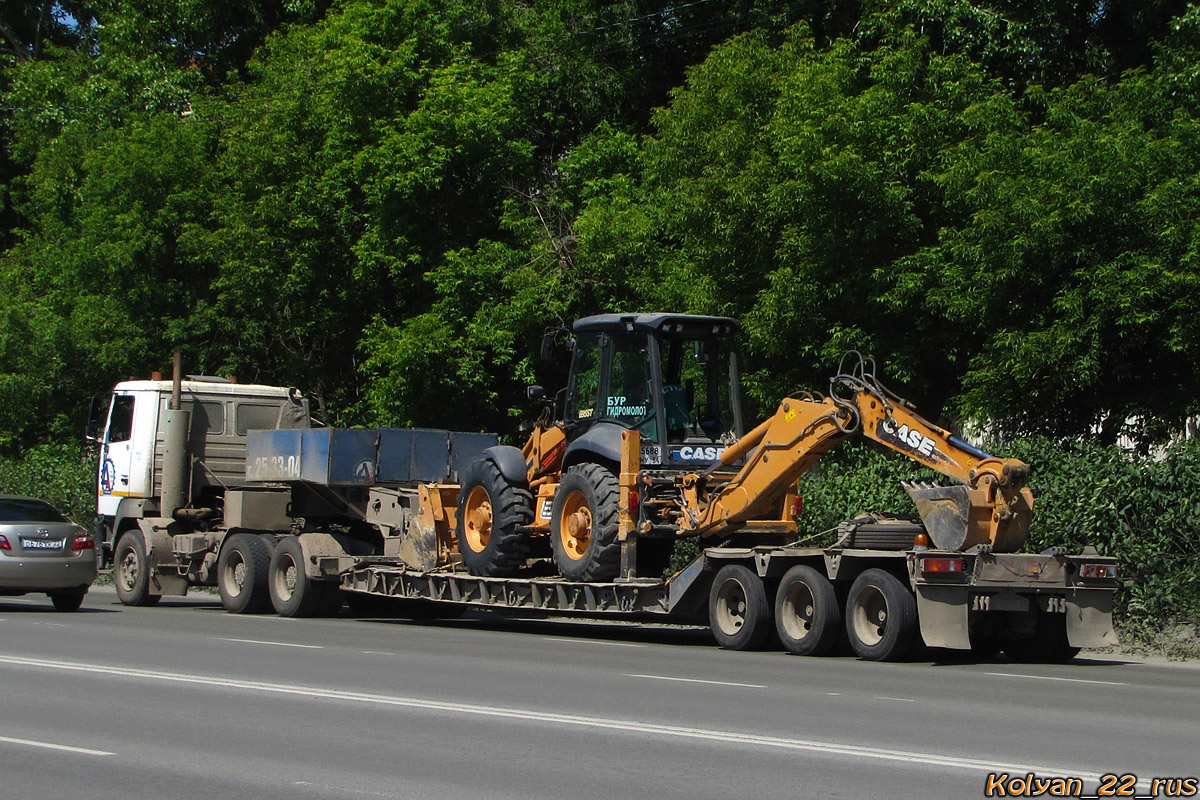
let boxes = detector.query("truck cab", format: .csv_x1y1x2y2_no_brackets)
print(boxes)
90,376,307,567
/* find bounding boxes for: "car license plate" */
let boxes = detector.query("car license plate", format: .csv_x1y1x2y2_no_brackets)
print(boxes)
20,538,63,551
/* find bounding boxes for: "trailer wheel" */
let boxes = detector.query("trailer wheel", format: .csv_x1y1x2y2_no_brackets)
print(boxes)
113,530,161,607
1003,611,1080,663
269,536,328,617
846,569,917,661
217,533,274,614
709,564,773,650
550,464,621,581
457,459,533,577
775,565,841,656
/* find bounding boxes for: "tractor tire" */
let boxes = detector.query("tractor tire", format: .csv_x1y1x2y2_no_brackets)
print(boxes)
550,463,621,581
49,589,86,612
456,459,533,577
846,568,918,661
269,536,328,618
1003,610,1080,663
709,564,773,651
113,530,161,607
217,533,274,614
774,565,842,657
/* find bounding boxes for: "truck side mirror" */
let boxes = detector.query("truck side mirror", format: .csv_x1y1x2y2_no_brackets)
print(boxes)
540,330,556,361
84,394,107,443
527,385,545,400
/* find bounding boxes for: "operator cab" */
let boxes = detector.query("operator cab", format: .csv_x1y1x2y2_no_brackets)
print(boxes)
565,313,744,467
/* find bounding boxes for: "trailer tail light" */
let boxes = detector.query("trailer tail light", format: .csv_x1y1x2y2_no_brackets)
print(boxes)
0,535,9,550
921,556,964,574
1079,563,1118,579
791,495,804,518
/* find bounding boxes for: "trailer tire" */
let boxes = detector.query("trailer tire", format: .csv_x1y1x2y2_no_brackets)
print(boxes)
550,464,621,581
457,459,533,577
846,568,917,661
1003,611,1080,663
709,564,773,650
217,533,274,614
113,530,161,607
269,536,326,617
775,565,841,656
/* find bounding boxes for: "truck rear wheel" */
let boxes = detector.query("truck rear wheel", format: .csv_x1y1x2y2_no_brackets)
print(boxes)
269,536,334,618
113,530,161,607
218,533,274,614
775,565,841,656
1003,610,1080,663
457,459,533,577
550,464,620,581
709,564,773,650
846,568,917,661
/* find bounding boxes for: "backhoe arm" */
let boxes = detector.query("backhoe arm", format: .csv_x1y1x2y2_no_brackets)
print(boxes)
682,354,1033,552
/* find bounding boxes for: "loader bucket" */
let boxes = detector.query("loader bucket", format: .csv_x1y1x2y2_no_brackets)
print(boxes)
903,482,1030,553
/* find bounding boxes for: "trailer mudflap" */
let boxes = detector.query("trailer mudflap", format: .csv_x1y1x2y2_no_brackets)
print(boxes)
1065,590,1119,648
914,585,971,649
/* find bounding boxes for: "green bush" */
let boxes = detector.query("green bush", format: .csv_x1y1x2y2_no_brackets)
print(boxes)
798,436,1200,648
0,444,97,524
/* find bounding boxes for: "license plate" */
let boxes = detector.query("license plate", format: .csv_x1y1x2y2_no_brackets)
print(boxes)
20,538,63,551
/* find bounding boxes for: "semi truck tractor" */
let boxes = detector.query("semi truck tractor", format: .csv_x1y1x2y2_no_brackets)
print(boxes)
90,314,1119,661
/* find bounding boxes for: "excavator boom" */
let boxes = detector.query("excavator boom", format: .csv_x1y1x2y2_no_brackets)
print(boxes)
683,354,1033,552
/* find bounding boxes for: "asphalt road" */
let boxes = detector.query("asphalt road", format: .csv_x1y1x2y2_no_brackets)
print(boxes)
0,586,1196,800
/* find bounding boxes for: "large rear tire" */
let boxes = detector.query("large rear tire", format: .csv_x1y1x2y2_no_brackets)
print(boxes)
709,564,773,651
457,459,533,577
217,533,274,614
550,464,621,581
846,568,917,661
269,536,330,617
113,530,161,607
775,565,841,656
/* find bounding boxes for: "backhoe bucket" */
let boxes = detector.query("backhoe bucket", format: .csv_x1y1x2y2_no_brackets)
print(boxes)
903,483,1030,553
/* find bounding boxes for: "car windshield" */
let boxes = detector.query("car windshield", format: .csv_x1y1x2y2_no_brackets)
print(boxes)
0,499,70,523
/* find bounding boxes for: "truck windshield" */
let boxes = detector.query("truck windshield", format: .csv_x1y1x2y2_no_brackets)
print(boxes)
660,333,739,445
569,332,657,438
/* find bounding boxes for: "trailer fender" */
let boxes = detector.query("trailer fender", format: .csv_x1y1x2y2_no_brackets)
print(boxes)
482,445,528,486
1065,591,1118,648
913,585,971,650
294,532,370,580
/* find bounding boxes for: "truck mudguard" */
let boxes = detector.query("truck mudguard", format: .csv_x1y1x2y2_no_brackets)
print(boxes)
483,445,528,485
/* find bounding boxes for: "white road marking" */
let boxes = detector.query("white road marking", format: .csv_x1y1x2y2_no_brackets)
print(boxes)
985,672,1129,687
0,653,1125,781
212,637,324,649
0,734,113,756
541,636,645,648
361,651,401,656
873,696,916,703
624,673,764,689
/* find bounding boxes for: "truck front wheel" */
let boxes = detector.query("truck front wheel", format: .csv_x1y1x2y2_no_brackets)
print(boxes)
775,565,841,656
846,569,917,661
218,533,274,614
457,459,533,577
113,530,161,607
709,564,773,650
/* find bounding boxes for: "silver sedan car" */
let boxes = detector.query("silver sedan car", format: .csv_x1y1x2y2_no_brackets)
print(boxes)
0,495,98,611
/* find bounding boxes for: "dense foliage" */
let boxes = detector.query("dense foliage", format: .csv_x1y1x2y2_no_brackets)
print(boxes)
2,1,1199,642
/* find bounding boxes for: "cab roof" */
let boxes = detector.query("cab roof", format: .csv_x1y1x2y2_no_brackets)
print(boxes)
573,313,739,336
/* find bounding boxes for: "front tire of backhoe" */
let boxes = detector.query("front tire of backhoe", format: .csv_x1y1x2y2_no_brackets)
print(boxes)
457,459,533,577
550,464,620,581
709,564,773,651
113,530,161,607
846,569,917,661
217,533,273,614
775,565,841,657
